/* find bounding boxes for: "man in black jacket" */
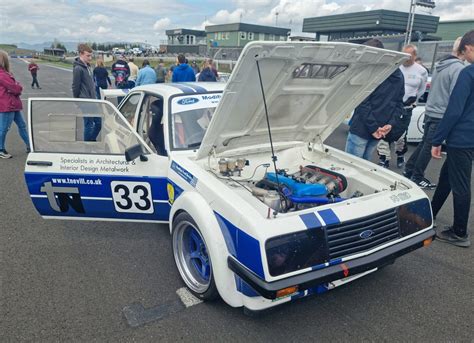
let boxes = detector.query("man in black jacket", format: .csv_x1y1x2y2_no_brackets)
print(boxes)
345,39,405,161
430,30,474,248
72,43,100,141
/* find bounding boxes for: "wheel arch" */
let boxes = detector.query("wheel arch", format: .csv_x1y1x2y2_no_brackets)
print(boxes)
169,191,243,308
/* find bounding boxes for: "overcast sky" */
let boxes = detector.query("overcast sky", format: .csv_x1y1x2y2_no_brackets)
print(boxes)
0,0,472,45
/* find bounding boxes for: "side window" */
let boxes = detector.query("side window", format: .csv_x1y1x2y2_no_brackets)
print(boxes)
119,93,141,127
30,99,147,155
137,95,166,156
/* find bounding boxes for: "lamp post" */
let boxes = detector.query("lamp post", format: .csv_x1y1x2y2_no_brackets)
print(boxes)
404,0,436,46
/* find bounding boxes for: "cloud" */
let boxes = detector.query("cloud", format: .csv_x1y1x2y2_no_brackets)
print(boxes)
89,14,111,24
97,26,111,34
153,18,171,31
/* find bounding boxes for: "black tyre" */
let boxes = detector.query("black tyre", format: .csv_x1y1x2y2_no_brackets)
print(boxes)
172,212,219,301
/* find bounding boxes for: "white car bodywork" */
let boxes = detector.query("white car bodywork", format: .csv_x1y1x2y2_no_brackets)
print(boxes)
24,42,434,312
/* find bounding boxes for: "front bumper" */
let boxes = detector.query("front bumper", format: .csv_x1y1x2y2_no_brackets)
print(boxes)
228,229,435,300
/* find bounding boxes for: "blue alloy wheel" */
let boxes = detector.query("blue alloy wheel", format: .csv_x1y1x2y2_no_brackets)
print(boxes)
172,212,218,299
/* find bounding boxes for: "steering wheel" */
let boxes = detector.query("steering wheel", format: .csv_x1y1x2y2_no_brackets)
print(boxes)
184,130,205,147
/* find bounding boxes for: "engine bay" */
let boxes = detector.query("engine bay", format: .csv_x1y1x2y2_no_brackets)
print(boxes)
211,154,372,213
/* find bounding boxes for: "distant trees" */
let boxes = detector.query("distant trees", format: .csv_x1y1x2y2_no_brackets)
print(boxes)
51,39,67,52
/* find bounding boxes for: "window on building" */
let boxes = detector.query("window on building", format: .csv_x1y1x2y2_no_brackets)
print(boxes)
217,32,222,40
214,33,218,40
240,31,247,40
269,34,275,41
280,35,286,41
259,33,265,40
248,32,254,40
224,32,229,40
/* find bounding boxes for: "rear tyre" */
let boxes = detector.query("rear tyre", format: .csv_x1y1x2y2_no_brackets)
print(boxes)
172,212,219,301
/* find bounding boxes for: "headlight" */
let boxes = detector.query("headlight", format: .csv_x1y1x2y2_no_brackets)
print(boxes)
398,198,433,237
266,228,328,277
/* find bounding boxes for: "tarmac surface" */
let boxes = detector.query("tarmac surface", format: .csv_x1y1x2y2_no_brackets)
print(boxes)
1,58,473,342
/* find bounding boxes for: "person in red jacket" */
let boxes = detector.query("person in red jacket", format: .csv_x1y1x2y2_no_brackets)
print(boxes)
0,50,30,158
28,61,41,89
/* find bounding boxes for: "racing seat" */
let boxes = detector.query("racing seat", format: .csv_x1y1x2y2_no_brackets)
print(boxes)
148,100,167,156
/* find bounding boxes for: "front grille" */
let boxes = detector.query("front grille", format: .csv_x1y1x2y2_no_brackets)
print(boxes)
326,208,400,260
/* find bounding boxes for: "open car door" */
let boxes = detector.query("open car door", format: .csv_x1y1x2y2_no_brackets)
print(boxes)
25,98,170,222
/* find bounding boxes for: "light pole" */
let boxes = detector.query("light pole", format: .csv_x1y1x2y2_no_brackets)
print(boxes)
275,12,279,26
404,0,436,46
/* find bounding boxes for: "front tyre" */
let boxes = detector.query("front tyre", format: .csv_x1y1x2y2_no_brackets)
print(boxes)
172,212,219,301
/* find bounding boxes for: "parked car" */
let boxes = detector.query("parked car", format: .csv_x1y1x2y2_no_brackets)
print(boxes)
24,42,434,313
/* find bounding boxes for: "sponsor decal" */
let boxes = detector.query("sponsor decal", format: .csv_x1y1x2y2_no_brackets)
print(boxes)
171,161,198,187
177,97,199,105
359,229,374,239
167,183,175,204
201,94,221,101
40,181,85,213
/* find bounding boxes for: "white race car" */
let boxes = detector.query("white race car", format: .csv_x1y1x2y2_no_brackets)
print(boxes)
24,42,434,312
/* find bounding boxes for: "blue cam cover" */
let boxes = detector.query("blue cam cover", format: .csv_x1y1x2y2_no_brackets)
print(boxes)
266,172,327,197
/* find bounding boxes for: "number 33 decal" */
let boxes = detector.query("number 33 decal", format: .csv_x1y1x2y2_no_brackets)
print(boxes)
111,181,154,214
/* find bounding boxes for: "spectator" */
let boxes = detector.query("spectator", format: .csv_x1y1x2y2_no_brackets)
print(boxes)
172,54,196,82
198,59,217,82
111,55,130,89
93,58,111,99
404,38,465,189
191,60,200,75
155,59,167,83
415,56,430,73
345,39,405,161
210,59,219,78
28,60,41,89
127,57,139,88
430,30,474,248
72,43,100,141
377,44,428,168
135,59,157,87
0,50,30,158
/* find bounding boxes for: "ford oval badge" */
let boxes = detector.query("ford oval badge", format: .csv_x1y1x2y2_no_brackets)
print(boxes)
359,230,374,239
178,97,199,105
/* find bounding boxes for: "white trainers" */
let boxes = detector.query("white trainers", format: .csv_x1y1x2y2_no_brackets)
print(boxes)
0,150,12,159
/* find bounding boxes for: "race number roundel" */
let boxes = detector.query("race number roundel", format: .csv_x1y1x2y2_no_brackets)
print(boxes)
111,181,154,214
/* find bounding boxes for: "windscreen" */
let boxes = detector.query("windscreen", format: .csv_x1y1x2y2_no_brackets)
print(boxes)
170,93,221,150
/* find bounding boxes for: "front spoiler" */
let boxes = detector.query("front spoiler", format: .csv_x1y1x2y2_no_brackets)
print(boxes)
228,229,435,300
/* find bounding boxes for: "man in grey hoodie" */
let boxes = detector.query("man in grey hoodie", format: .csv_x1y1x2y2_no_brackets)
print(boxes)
403,38,465,189
72,44,100,141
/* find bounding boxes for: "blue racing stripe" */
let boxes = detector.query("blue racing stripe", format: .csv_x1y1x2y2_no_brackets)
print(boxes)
167,83,197,93
299,212,321,229
318,209,340,226
214,212,265,278
181,83,207,93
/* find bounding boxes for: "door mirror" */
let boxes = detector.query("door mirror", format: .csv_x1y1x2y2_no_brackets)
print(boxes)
125,144,148,162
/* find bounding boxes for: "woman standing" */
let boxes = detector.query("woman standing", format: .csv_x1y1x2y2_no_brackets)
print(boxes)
0,50,29,159
93,59,111,99
198,59,217,82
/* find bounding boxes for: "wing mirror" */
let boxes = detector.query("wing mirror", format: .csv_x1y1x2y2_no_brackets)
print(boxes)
125,144,148,162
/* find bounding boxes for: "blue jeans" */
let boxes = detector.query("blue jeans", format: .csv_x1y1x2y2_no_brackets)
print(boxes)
83,117,102,141
345,132,378,161
0,111,29,151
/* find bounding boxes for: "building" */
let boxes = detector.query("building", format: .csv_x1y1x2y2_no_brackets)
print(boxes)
43,48,65,57
163,28,207,54
303,10,440,50
435,20,474,41
205,23,291,48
